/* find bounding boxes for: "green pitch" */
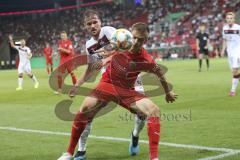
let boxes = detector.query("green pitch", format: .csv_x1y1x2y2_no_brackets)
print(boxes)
0,58,239,160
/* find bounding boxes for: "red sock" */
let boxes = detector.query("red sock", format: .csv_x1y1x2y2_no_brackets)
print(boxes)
58,75,62,89
67,112,88,155
147,117,160,160
71,73,77,85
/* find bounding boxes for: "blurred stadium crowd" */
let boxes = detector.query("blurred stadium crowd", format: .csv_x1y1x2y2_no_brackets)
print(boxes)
0,0,240,59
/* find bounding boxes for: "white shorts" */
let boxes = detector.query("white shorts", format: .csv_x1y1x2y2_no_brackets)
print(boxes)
228,57,240,69
134,75,145,94
18,62,32,74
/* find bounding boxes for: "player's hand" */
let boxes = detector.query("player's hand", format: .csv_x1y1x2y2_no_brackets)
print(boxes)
69,85,78,98
165,91,178,103
27,53,32,59
58,47,63,51
9,35,13,41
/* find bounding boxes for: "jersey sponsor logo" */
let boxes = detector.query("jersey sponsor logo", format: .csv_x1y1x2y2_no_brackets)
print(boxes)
224,30,240,34
87,35,110,55
19,48,27,52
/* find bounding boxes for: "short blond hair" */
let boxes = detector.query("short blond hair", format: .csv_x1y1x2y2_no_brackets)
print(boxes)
226,12,235,17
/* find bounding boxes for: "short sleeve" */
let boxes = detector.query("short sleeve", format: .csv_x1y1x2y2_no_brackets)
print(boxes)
103,26,116,40
15,46,20,51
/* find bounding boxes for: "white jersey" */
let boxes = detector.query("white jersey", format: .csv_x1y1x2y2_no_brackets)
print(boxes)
222,23,240,58
85,26,144,92
86,26,116,58
16,46,31,65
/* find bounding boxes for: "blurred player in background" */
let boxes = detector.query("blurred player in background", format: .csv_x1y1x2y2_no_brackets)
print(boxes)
221,12,240,96
55,31,77,94
9,35,39,91
43,42,53,75
70,10,146,160
196,23,210,72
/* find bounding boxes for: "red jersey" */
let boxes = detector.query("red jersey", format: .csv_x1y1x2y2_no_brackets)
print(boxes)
58,39,74,64
101,48,155,89
43,47,52,60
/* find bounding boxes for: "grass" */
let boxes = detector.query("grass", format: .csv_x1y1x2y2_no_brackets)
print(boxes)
0,58,239,160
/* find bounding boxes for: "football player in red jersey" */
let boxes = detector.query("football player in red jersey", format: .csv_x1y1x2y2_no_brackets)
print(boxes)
57,23,177,160
55,31,77,94
43,42,53,75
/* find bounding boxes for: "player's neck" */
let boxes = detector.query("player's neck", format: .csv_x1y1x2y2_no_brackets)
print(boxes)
92,30,101,40
229,24,234,28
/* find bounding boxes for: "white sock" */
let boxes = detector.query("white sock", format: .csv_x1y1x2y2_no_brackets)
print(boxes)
31,75,38,83
18,77,23,87
78,122,92,151
133,115,146,137
231,78,239,92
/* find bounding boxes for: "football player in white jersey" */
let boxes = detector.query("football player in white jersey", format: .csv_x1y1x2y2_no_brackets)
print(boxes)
9,35,39,91
66,10,146,160
221,12,240,96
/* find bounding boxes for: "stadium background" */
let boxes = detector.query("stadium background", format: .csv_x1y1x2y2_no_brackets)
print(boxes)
1,0,240,69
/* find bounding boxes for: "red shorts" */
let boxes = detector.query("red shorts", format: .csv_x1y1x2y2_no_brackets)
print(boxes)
45,58,52,65
90,82,146,112
58,62,74,74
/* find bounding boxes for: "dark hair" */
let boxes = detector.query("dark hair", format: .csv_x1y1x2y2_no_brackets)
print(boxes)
132,22,150,33
83,9,100,22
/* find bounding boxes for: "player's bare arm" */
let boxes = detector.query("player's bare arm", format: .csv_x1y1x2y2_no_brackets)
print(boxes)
196,39,200,51
8,35,17,49
27,51,32,59
221,39,227,57
152,64,178,103
69,64,97,98
134,62,178,103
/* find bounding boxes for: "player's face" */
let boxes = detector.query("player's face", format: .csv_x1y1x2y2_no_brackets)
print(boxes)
199,25,205,32
226,15,235,25
84,15,101,37
20,39,26,46
131,29,148,50
61,33,67,40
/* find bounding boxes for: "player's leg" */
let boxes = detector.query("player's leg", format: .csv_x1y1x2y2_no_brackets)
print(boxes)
16,64,24,90
25,63,39,88
204,52,209,70
229,57,240,96
129,84,146,155
16,73,24,91
230,68,240,96
70,71,77,85
58,96,106,160
130,98,160,160
74,122,92,160
198,52,203,72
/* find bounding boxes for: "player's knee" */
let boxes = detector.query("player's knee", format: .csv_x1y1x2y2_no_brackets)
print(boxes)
80,105,91,115
18,74,23,78
148,105,160,117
